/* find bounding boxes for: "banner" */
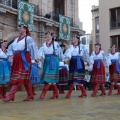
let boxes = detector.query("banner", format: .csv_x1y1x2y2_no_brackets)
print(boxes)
59,15,70,40
18,1,34,31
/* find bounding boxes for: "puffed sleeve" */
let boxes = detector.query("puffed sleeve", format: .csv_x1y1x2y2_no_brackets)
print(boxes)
82,45,90,63
102,51,108,67
118,52,120,64
26,36,39,60
107,53,111,66
58,46,64,61
64,45,72,59
7,44,13,56
38,43,45,59
89,52,94,65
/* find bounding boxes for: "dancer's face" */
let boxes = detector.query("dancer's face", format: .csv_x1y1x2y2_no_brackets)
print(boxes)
45,33,52,41
72,36,78,44
1,41,8,48
18,25,26,35
95,44,100,51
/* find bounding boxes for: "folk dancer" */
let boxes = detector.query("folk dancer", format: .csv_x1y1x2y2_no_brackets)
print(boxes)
39,31,62,99
63,35,90,98
3,24,39,102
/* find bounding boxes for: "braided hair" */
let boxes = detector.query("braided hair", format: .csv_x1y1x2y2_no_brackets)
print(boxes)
51,33,55,54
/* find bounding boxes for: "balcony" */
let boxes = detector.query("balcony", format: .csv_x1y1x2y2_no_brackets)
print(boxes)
0,0,11,7
110,21,120,30
0,0,39,15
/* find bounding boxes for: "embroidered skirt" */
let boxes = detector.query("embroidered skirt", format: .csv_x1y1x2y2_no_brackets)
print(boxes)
91,61,106,85
58,66,68,85
40,55,59,84
10,52,31,84
0,59,10,84
69,56,86,85
30,63,40,84
109,62,120,83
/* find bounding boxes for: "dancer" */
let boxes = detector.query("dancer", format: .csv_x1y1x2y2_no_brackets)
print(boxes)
39,31,62,99
3,24,39,102
107,45,120,95
90,43,107,97
63,35,90,98
0,39,10,98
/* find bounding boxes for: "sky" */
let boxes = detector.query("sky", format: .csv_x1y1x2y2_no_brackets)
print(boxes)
78,0,99,34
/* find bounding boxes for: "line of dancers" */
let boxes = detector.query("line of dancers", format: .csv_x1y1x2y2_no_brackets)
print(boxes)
0,23,120,102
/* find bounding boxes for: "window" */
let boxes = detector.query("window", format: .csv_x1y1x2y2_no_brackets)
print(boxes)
111,35,120,51
81,37,86,45
95,17,99,33
110,7,120,29
53,0,65,22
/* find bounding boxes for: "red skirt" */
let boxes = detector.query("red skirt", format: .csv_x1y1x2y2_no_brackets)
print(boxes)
109,62,120,83
10,52,31,85
91,62,106,85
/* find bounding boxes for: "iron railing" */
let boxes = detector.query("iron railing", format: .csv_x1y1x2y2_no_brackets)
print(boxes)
110,21,120,30
0,0,39,15
0,0,11,7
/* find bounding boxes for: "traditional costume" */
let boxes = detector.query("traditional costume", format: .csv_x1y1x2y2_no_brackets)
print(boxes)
0,40,10,98
89,43,107,96
39,33,62,99
107,51,120,95
64,43,90,98
3,33,39,102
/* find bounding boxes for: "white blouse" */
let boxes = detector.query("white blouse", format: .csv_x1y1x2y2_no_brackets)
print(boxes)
0,48,8,59
39,41,62,59
8,36,39,60
107,52,120,66
64,44,90,62
90,50,107,65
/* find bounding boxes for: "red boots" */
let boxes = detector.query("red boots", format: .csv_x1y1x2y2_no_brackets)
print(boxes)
115,85,120,95
40,83,51,99
3,84,19,102
66,85,74,98
23,83,34,101
99,85,106,96
79,86,87,97
108,84,114,95
59,86,65,94
91,84,98,97
50,84,58,99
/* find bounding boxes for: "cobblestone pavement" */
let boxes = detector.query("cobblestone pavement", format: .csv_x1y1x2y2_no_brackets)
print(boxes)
0,90,120,120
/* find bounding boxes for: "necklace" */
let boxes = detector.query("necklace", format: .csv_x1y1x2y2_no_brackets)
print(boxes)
95,50,100,55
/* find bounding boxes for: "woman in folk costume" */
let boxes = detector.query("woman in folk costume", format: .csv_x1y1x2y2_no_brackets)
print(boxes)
90,43,107,97
3,24,39,102
63,35,90,98
0,40,10,98
107,45,120,95
30,60,41,95
39,31,62,99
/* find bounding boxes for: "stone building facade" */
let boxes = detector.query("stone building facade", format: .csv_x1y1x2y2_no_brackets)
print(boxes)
99,0,120,54
91,5,99,51
0,0,84,49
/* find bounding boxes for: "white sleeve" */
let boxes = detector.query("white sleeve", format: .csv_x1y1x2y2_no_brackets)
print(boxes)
102,51,108,67
90,52,94,65
83,45,90,63
107,54,111,66
64,45,72,59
